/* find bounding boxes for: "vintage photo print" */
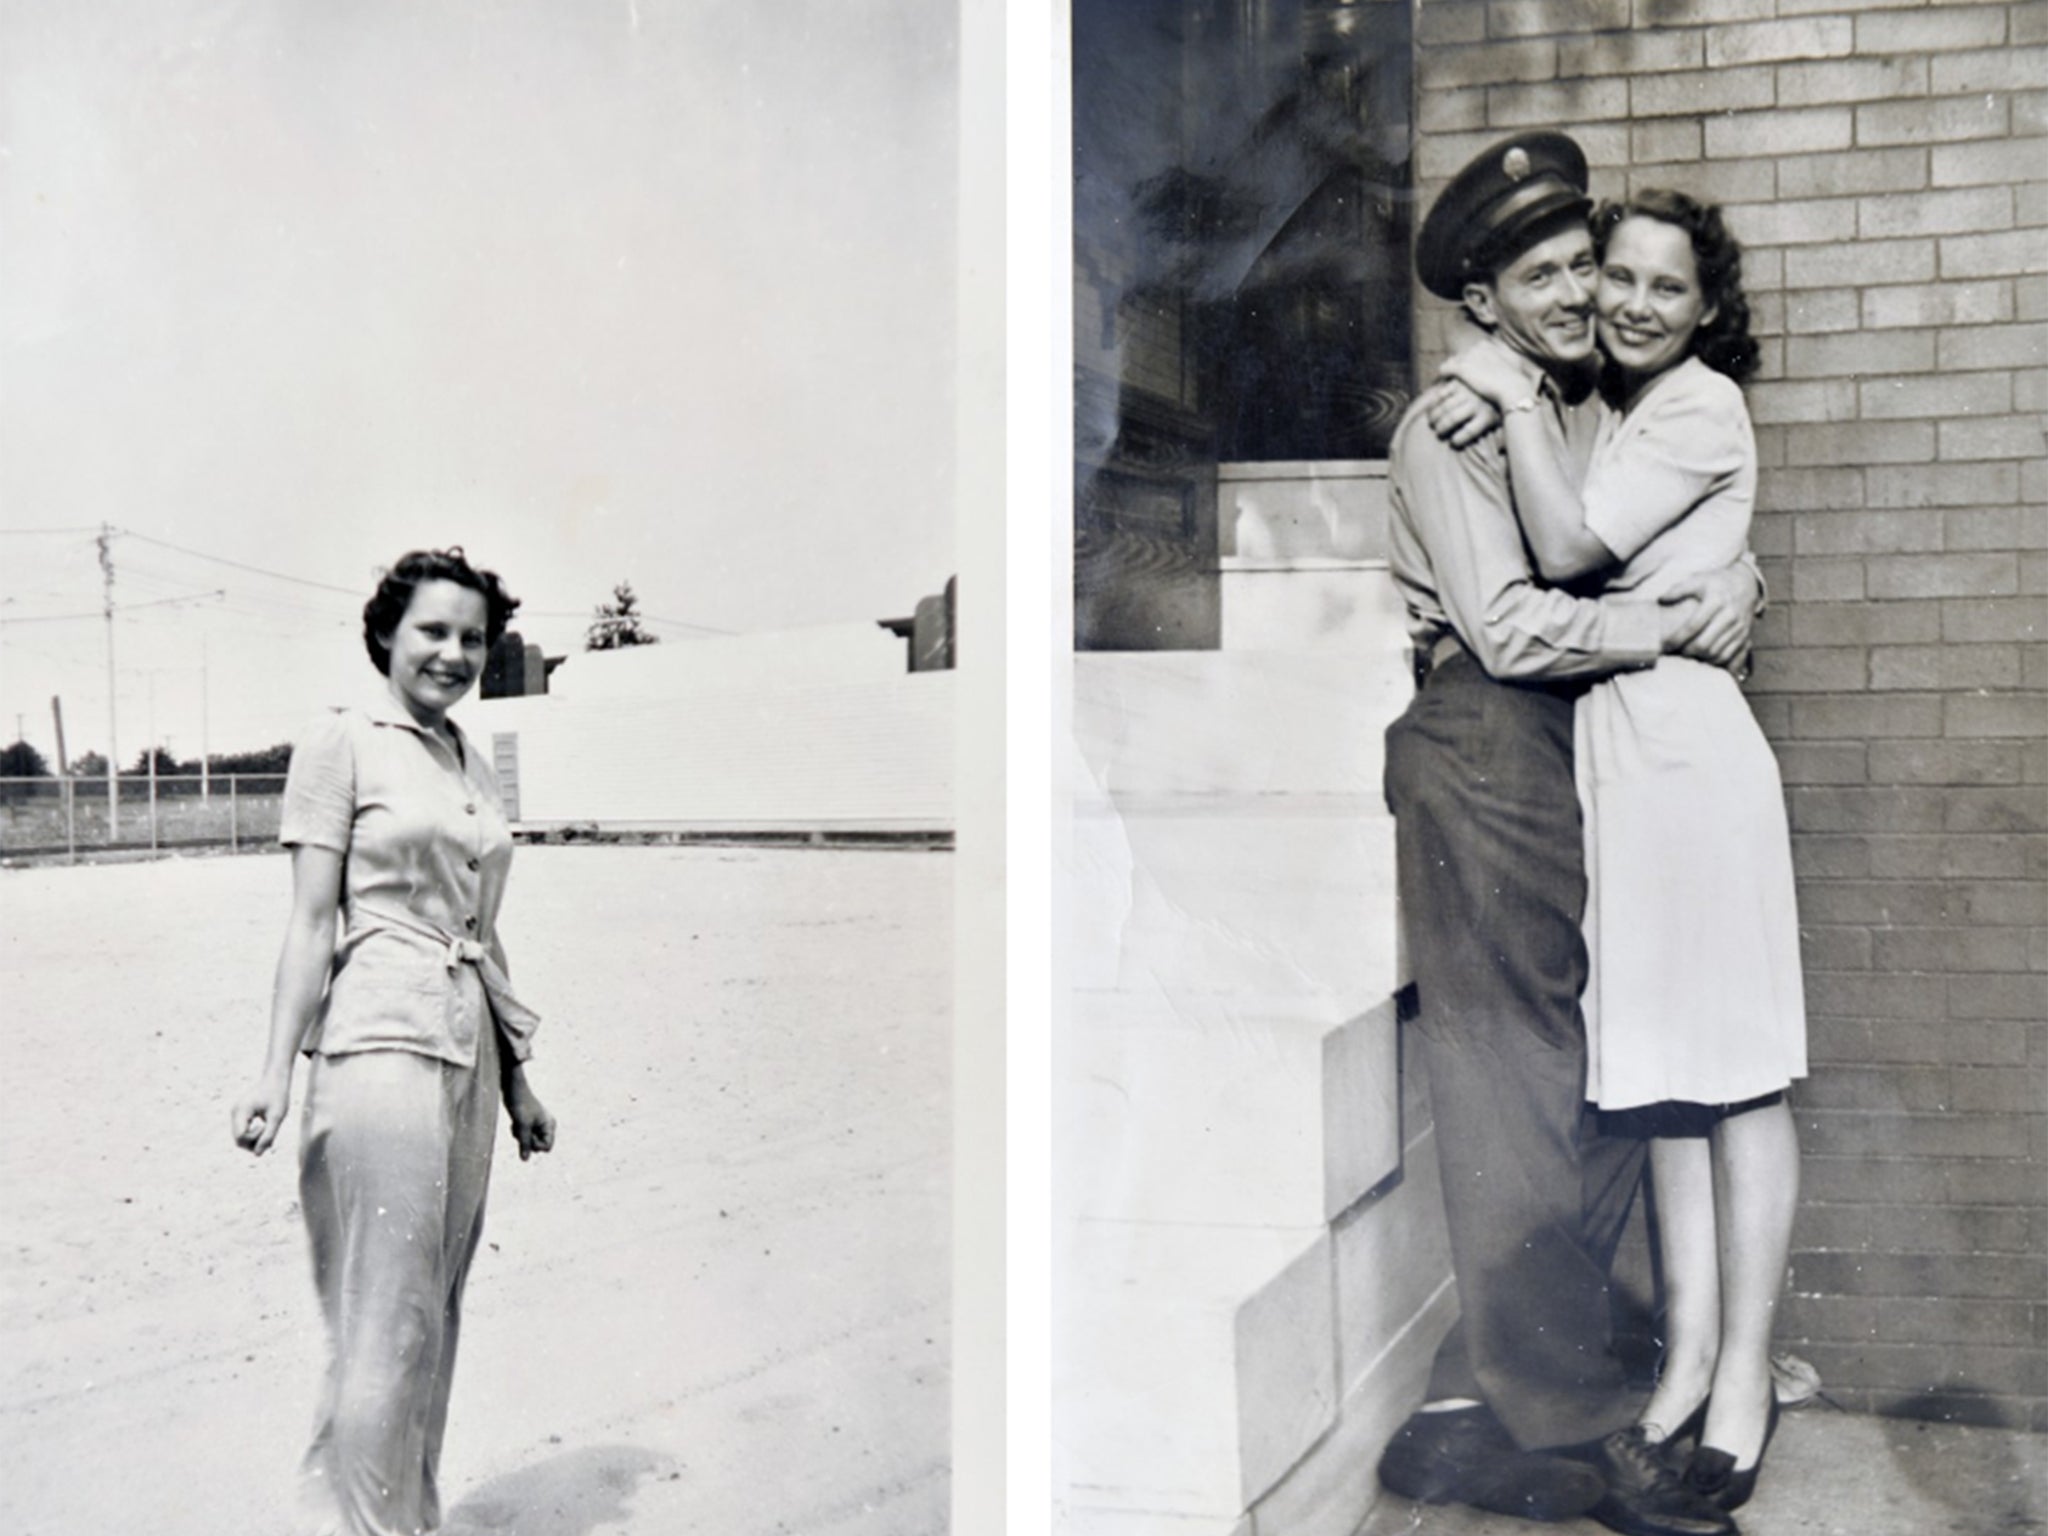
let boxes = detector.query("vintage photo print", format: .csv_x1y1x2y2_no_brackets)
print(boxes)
0,4,1000,1534
1056,4,2045,1534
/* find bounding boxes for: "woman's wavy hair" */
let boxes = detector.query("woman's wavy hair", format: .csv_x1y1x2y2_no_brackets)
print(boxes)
1592,188,1760,385
362,547,521,676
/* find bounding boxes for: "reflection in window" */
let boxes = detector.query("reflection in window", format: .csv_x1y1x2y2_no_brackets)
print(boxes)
1074,0,1414,648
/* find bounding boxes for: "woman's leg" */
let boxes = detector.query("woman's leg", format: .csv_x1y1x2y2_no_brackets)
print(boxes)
1637,1135,1720,1442
419,1024,499,1531
1701,1097,1800,1467
298,1050,456,1536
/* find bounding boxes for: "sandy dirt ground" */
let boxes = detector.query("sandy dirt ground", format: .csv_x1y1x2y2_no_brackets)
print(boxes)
0,845,951,1536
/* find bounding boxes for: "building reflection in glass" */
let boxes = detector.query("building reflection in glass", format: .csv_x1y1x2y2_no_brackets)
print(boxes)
1074,0,1414,649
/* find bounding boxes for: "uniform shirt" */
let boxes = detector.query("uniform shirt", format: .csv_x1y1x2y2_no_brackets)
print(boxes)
1582,356,1756,603
1387,335,1664,682
280,690,539,1068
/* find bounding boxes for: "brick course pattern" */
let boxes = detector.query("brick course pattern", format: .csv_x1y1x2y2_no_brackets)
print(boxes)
1413,0,2047,1433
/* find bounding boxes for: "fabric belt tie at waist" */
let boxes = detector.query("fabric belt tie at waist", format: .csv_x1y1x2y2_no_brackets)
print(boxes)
443,936,487,970
345,905,542,1060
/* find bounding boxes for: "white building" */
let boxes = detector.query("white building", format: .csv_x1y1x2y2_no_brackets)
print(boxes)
468,622,952,837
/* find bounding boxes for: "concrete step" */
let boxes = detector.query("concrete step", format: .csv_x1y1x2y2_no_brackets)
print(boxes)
1058,1219,1336,1526
1062,991,1402,1229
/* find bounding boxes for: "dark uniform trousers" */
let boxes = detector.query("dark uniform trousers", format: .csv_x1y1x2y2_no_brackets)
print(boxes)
1383,650,1645,1452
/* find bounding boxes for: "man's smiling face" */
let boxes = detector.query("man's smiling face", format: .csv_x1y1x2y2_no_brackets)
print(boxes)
1462,220,1598,370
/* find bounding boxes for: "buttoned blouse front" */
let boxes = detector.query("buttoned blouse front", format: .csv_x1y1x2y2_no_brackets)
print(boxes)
280,692,539,1069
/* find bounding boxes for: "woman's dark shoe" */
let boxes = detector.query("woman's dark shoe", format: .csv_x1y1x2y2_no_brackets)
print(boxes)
1669,1399,1710,1445
1686,1393,1781,1512
1647,1398,1711,1473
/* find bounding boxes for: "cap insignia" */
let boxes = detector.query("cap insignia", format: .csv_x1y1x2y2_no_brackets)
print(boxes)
1503,147,1531,182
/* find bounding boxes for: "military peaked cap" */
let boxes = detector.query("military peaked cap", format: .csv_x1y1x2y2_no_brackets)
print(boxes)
1415,131,1592,301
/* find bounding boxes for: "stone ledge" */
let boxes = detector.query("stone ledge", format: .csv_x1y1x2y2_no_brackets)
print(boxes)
1058,1220,1334,1521
1063,993,1403,1229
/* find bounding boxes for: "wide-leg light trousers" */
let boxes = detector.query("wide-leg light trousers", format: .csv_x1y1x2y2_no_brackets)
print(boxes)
295,1026,497,1536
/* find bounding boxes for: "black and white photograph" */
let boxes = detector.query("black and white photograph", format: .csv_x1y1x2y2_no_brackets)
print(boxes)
1057,4,2044,1536
7,3,2048,1535
1,5,1000,1534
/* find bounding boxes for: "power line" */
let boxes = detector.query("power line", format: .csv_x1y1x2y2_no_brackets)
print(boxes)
115,570,356,627
525,607,733,635
114,529,365,595
9,528,737,637
0,591,224,626
1,610,111,625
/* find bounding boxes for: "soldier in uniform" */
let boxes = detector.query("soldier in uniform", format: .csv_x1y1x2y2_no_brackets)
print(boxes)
1376,132,1756,1536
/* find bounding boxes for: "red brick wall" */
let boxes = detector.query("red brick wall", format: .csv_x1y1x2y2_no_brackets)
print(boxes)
1412,0,2047,1430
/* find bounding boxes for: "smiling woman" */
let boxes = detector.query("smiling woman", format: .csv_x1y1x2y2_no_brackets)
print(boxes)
1440,185,1805,1514
231,545,556,1536
1595,216,1712,385
362,550,518,740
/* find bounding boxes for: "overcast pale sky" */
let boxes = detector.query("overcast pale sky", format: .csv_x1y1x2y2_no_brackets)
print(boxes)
1,0,959,762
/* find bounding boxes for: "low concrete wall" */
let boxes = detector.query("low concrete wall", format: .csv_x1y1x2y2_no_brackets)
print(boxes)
1058,460,1454,1536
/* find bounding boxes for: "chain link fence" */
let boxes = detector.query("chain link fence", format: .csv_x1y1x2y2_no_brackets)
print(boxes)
0,775,287,860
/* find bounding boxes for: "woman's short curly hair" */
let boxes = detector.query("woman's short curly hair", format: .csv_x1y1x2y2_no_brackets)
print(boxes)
1592,187,1760,385
362,548,521,676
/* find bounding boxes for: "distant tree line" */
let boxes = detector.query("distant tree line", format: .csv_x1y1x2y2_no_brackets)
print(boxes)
0,739,294,786
0,741,49,779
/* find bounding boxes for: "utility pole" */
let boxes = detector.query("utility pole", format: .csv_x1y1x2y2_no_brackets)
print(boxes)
98,524,119,839
200,633,211,801
52,696,74,863
147,672,158,852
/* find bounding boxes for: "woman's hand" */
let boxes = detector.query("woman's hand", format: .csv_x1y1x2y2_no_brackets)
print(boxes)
503,1073,557,1162
232,1076,292,1156
1420,378,1501,448
239,843,340,1160
1438,343,1530,410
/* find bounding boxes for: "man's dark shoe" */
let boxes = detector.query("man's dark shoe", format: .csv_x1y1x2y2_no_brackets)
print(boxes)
1378,1405,1606,1522
1586,1426,1738,1536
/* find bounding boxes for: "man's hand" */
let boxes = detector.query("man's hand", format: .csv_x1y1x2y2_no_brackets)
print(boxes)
1660,559,1761,671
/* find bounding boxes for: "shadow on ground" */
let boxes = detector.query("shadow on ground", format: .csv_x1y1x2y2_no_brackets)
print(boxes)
445,1444,674,1536
1878,1409,2047,1536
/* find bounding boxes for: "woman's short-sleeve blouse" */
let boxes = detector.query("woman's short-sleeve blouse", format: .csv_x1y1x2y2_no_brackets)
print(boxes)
280,693,537,1068
1582,357,1756,599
